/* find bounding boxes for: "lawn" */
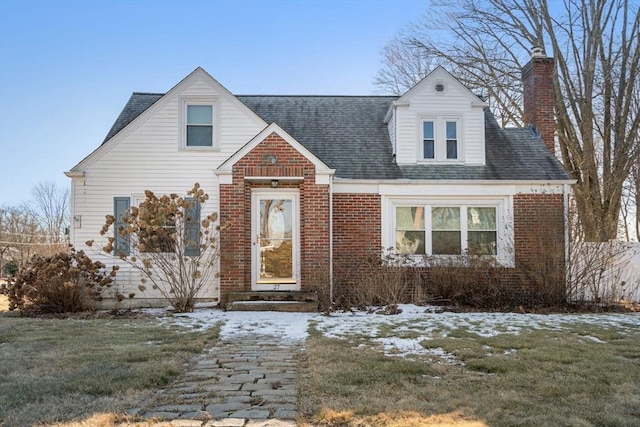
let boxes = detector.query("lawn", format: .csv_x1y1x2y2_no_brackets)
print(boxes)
1,297,639,427
0,302,220,427
301,308,640,426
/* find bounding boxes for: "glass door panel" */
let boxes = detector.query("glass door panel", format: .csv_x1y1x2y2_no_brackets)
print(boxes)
258,198,294,282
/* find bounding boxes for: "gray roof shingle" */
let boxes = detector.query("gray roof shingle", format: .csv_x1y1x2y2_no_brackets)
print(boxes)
102,92,570,181
237,95,401,179
102,93,163,144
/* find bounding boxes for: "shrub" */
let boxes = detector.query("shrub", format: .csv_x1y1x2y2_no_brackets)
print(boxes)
2,260,18,277
333,250,567,311
3,247,117,313
90,183,220,313
333,252,425,309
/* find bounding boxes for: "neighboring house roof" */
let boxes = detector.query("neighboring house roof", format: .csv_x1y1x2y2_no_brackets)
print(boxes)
101,92,570,181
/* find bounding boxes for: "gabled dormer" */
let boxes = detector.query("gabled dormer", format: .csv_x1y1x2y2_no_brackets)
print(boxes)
386,66,487,166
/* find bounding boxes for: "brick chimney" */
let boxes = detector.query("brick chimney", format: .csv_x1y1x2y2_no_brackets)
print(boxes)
522,46,555,154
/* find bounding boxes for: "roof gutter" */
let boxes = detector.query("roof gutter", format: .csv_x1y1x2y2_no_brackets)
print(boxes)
333,178,577,186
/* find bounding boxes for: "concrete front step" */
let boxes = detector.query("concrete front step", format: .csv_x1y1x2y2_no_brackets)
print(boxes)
227,291,318,304
225,291,318,312
226,300,318,312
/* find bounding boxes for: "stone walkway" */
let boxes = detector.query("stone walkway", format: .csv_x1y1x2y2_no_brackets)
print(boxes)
130,334,300,427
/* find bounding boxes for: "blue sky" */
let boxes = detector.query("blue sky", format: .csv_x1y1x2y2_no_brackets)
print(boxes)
0,0,427,206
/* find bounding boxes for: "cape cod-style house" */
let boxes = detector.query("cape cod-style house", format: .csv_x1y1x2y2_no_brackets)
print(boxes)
66,49,573,309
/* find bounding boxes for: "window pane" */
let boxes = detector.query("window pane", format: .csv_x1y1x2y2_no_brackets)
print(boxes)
423,140,434,159
432,231,461,254
187,105,212,125
468,231,497,255
396,207,424,229
423,121,434,138
446,121,457,138
446,140,457,159
468,207,496,231
396,230,425,255
432,207,460,230
187,125,213,146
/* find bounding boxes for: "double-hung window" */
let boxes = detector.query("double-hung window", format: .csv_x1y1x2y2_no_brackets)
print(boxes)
186,105,213,147
394,203,498,257
421,117,461,161
423,121,435,159
180,97,219,150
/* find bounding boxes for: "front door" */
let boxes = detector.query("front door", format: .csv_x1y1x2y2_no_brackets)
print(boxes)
251,190,300,291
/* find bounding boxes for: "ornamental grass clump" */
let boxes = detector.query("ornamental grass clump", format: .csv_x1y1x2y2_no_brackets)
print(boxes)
1,247,116,313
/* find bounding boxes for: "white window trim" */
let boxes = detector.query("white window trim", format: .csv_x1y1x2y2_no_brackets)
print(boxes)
418,116,464,163
179,96,220,151
384,196,514,267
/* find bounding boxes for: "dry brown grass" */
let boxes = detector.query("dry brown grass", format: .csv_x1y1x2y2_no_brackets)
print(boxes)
0,293,9,311
300,323,640,426
312,409,488,427
0,315,220,427
41,413,132,427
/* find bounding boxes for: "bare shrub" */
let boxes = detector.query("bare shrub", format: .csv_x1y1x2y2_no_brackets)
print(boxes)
333,252,425,309
334,248,567,311
306,262,332,312
1,247,116,313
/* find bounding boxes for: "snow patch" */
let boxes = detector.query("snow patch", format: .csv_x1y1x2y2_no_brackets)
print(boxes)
138,304,639,360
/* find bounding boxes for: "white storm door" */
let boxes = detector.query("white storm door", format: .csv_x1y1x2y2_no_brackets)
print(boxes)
251,190,300,291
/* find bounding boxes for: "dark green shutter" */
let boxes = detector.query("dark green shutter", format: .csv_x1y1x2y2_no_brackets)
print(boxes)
114,197,130,256
184,197,201,256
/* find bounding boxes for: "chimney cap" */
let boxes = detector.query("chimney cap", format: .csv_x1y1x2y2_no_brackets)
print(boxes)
531,45,546,58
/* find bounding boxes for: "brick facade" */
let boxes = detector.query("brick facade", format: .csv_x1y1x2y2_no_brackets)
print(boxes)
330,192,566,303
219,132,330,305
512,193,565,290
332,193,382,264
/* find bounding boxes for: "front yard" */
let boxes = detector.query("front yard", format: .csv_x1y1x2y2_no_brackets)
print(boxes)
0,297,639,426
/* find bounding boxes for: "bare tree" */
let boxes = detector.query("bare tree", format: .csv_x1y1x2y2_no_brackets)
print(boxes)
374,36,438,96
375,0,640,241
0,204,44,272
31,181,69,243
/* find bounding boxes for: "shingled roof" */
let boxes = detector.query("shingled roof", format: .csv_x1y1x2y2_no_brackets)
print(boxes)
102,92,569,181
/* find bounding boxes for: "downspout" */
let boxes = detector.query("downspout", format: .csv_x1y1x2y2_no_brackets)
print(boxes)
563,183,571,301
329,176,334,302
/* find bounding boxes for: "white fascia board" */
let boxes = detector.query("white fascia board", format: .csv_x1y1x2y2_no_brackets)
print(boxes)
332,182,380,194
333,178,575,195
215,170,233,185
64,171,84,178
379,184,518,197
398,66,488,107
69,67,267,173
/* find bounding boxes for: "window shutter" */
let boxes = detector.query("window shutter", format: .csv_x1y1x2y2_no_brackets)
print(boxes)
113,197,130,256
184,197,201,256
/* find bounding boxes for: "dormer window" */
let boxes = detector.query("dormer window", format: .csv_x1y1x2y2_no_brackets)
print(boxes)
420,117,462,161
446,121,458,159
423,121,435,159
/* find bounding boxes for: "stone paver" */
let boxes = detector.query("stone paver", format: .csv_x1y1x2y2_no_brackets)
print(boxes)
134,334,300,426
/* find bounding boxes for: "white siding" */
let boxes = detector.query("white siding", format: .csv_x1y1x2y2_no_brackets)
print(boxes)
69,73,265,304
394,105,417,164
387,108,396,155
395,68,486,165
